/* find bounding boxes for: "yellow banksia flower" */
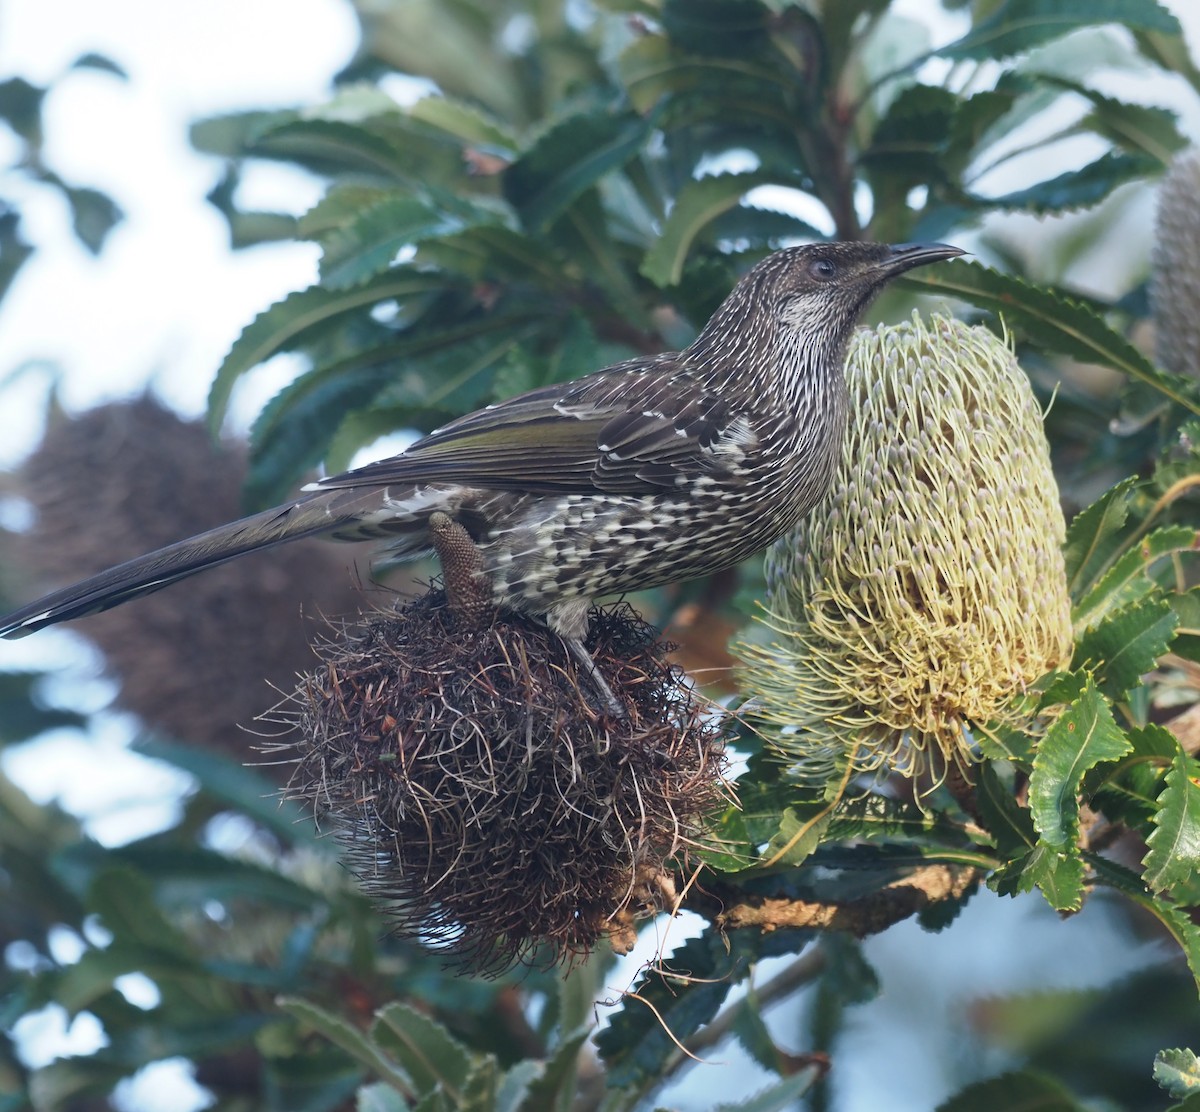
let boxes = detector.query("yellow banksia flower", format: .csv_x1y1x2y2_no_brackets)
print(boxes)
741,313,1073,784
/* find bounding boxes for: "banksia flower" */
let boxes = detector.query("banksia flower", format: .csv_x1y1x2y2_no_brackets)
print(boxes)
1153,147,1200,377
276,590,727,973
742,314,1073,783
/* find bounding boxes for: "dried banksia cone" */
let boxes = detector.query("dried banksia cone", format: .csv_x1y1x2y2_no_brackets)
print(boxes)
278,586,727,973
15,396,371,763
742,314,1073,783
1153,147,1200,376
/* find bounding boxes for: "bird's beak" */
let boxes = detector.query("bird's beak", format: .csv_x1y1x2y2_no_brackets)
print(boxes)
881,242,966,274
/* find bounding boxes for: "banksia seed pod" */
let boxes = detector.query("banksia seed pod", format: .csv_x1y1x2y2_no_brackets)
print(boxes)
15,396,371,765
1153,147,1200,377
742,314,1073,782
276,592,727,974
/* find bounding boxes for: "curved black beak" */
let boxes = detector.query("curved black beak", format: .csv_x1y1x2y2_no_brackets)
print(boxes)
882,242,966,275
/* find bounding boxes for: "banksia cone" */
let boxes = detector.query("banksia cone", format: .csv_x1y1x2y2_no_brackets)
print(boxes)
742,314,1073,783
15,396,370,763
1153,147,1200,377
276,590,727,973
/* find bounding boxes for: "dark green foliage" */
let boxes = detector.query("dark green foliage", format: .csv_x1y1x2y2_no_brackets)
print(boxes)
5,0,1200,1108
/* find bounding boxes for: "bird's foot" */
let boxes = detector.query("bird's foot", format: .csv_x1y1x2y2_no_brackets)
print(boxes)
562,634,627,720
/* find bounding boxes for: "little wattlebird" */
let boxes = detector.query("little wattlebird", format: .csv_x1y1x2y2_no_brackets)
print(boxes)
0,241,962,712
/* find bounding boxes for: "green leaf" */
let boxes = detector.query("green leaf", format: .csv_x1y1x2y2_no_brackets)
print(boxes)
319,194,503,290
1062,479,1138,601
371,1003,473,1103
1089,721,1176,828
408,95,517,153
253,118,414,179
1156,1048,1200,1099
904,263,1200,416
934,1070,1084,1111
513,1028,589,1112
64,185,123,254
974,762,1036,855
975,151,1158,215
1089,854,1200,990
1021,843,1086,912
1029,680,1130,849
503,107,650,230
278,997,414,1095
1072,525,1197,630
941,0,1181,61
713,1072,821,1111
358,1083,412,1112
596,926,815,1087
207,271,453,433
1144,747,1200,893
641,171,776,287
1040,78,1186,164
0,670,88,743
1072,595,1177,699
1169,588,1200,663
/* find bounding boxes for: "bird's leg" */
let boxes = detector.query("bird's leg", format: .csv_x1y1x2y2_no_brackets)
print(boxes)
561,634,627,721
428,512,493,627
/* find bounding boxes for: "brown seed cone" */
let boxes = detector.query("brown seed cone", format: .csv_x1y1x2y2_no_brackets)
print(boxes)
276,593,728,973
14,395,374,766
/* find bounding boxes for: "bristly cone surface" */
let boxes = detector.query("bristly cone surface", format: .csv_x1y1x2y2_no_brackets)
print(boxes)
279,591,727,974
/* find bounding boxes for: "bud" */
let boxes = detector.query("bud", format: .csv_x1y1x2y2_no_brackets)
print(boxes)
742,314,1073,782
1153,147,1200,377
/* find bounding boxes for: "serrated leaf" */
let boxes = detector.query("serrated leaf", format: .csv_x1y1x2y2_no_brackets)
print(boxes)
1088,721,1176,828
1144,747,1200,893
1023,842,1086,911
975,151,1158,214
713,1072,821,1112
1030,680,1131,848
253,118,414,179
596,926,815,1087
641,172,780,287
1156,1049,1200,1098
1074,595,1177,699
371,1003,473,1103
934,1070,1083,1111
409,95,517,153
941,0,1181,61
207,272,455,432
503,107,650,231
902,263,1200,416
279,997,414,1095
1169,588,1200,663
358,1082,411,1112
1039,78,1186,163
1089,853,1200,990
319,194,502,290
975,762,1036,855
514,1028,589,1112
1072,525,1197,630
1062,480,1138,599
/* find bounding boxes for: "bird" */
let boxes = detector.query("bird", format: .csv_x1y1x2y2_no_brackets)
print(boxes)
0,242,962,701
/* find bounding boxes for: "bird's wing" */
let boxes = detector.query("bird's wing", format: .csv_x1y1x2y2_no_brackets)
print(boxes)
314,357,761,496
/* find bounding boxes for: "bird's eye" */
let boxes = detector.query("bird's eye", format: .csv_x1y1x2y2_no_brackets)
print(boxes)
808,257,837,281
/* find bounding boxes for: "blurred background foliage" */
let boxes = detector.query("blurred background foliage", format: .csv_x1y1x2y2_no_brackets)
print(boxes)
5,0,1200,1109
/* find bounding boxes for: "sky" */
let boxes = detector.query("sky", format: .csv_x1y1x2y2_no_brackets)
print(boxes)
3,1,1200,1109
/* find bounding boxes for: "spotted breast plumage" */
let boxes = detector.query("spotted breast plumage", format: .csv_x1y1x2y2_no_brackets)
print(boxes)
0,241,962,657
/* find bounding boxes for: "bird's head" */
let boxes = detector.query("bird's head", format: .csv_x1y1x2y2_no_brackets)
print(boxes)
686,241,964,395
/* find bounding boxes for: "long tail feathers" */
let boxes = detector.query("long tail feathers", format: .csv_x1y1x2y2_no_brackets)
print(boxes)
0,492,358,639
